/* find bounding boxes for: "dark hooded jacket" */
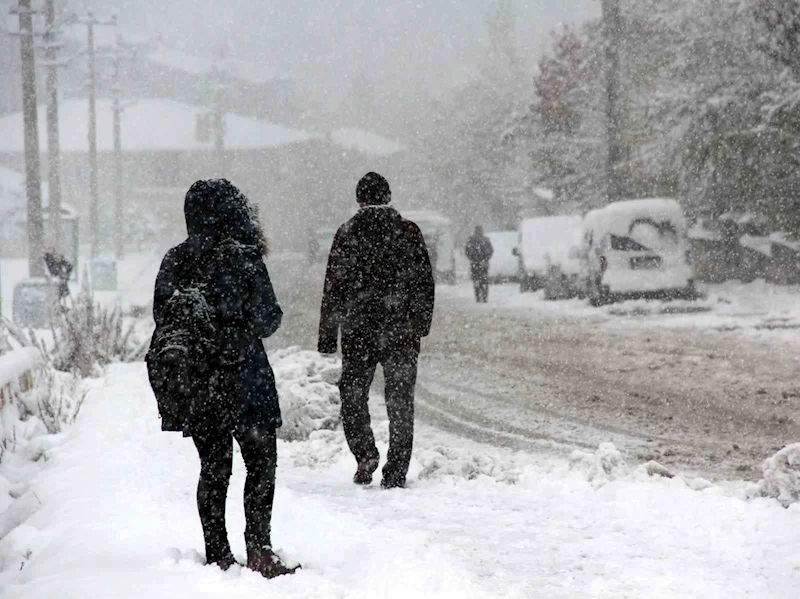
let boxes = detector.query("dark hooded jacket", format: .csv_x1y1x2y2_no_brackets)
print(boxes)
152,180,283,435
465,230,494,277
318,206,435,353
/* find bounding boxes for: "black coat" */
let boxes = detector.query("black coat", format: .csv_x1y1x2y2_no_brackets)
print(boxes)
318,206,435,354
153,235,283,435
465,233,493,276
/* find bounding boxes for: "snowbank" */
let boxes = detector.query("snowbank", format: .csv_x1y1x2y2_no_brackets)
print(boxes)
569,442,628,487
760,443,800,507
271,348,341,441
416,444,523,483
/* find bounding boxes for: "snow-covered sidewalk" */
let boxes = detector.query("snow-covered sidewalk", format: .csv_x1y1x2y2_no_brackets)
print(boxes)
2,351,800,598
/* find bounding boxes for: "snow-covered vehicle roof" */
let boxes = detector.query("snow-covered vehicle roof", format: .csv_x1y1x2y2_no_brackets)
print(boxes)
584,199,687,238
519,215,583,274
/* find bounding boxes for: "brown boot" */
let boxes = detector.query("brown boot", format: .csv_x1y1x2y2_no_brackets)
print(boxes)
210,553,239,571
247,550,301,579
352,456,379,485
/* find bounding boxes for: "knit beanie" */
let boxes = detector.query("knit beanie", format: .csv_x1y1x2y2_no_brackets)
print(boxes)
356,172,391,205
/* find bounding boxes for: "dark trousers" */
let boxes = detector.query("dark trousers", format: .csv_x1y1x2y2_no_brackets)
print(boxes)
339,337,419,485
192,426,277,561
471,265,489,303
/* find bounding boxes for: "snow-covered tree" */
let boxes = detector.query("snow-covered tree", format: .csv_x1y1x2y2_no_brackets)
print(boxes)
754,0,800,77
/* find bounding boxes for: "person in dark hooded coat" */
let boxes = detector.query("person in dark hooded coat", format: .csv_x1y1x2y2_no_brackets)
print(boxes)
151,179,298,578
464,225,493,303
318,172,435,489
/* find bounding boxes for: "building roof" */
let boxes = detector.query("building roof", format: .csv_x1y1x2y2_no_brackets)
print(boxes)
0,98,314,153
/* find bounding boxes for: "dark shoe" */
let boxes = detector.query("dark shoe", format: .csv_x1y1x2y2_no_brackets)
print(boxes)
247,550,301,579
352,456,379,485
208,553,239,571
380,475,406,489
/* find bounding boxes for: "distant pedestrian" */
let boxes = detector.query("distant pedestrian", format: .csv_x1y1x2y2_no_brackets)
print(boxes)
318,172,435,489
43,247,72,301
147,179,298,579
465,225,493,303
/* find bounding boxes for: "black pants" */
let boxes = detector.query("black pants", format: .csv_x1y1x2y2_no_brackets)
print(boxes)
471,265,489,303
339,337,419,485
192,426,277,561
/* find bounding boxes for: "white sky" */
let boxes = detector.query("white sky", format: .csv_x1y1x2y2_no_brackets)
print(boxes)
76,0,599,125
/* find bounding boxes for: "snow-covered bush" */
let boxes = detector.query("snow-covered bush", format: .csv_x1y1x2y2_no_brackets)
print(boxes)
271,348,341,441
2,282,146,378
50,284,145,376
569,442,628,487
759,443,800,507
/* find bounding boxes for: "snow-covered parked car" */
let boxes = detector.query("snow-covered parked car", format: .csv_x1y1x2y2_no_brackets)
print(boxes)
515,215,583,295
581,198,696,306
486,231,518,283
404,210,456,284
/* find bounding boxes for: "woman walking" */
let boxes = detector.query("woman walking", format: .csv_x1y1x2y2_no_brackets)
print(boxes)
148,179,298,578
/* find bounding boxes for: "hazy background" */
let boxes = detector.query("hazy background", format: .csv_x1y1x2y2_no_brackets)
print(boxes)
75,0,599,135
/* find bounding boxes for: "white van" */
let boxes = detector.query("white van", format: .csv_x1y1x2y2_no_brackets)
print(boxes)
581,199,696,305
486,231,519,283
403,210,456,284
516,215,583,293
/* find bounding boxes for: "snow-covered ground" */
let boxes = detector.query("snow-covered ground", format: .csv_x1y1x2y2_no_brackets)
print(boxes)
441,280,800,348
2,349,800,598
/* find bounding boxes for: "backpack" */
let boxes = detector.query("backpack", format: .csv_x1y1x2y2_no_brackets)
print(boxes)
146,256,218,431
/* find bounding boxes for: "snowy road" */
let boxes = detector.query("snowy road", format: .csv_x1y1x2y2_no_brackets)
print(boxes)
268,258,800,481
2,360,800,598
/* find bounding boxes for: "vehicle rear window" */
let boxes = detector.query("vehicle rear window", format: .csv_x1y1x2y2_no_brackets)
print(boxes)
610,235,650,252
629,219,679,252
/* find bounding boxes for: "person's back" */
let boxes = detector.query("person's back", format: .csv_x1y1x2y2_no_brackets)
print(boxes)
465,226,493,268
319,172,434,489
148,179,297,579
321,205,433,349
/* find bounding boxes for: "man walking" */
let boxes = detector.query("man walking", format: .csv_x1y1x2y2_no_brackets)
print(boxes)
465,225,493,303
318,172,435,489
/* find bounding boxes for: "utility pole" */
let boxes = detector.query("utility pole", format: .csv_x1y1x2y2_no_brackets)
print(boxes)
43,0,62,252
602,0,623,203
13,0,44,277
76,12,116,259
111,34,124,258
211,65,226,176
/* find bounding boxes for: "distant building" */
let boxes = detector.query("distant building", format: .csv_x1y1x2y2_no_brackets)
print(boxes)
0,98,405,252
